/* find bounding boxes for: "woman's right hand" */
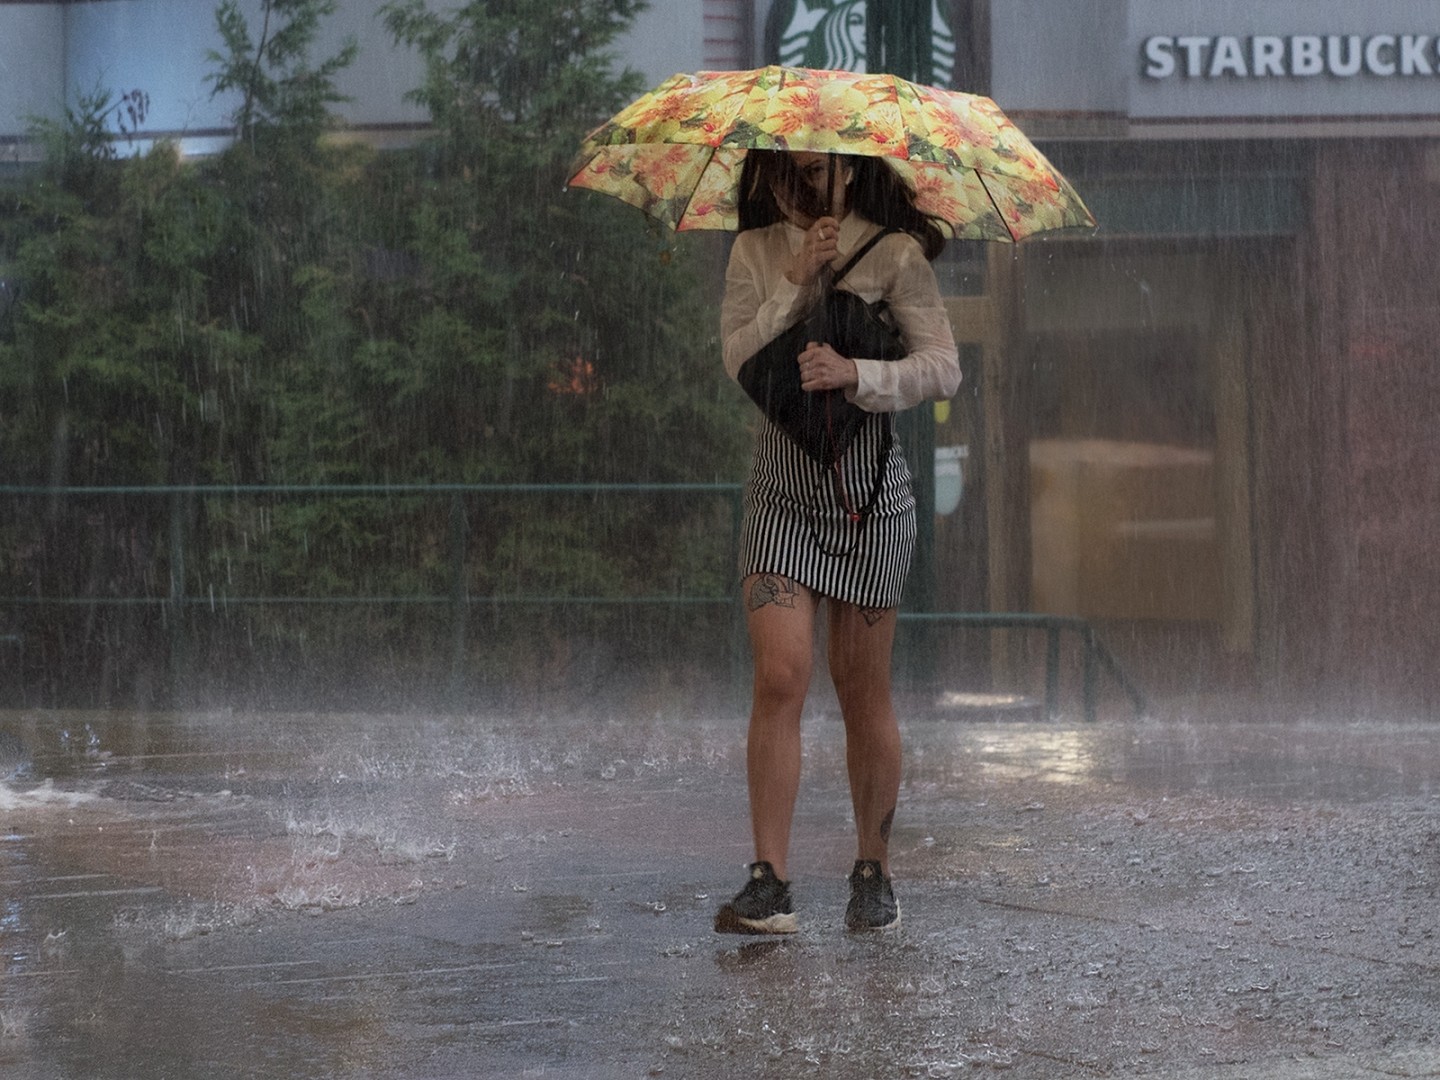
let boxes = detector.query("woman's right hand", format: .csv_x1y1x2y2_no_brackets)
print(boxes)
783,217,841,285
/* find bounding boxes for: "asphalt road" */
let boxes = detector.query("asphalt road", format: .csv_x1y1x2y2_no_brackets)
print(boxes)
2,704,1438,1078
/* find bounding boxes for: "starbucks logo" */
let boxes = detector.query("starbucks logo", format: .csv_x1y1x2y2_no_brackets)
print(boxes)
766,0,957,87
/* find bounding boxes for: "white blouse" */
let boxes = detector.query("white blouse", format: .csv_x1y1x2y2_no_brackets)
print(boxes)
721,213,961,414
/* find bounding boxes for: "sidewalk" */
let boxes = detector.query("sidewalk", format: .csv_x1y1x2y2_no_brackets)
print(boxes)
2,704,1437,1078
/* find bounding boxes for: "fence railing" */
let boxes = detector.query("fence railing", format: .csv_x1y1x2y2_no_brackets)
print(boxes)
0,484,1143,719
899,612,1147,723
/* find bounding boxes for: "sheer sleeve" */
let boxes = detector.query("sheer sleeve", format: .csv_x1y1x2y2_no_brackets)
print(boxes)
720,229,821,381
844,233,960,413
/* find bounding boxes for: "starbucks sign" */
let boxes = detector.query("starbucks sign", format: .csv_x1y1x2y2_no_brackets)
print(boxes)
1144,34,1440,79
1128,1,1440,120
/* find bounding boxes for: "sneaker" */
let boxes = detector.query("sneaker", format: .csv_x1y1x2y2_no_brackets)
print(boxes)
844,859,901,931
713,861,798,934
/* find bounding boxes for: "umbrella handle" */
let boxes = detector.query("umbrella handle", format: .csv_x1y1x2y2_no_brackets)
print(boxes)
817,153,838,309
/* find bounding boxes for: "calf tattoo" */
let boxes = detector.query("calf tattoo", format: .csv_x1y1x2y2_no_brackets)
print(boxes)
880,807,895,843
749,574,799,611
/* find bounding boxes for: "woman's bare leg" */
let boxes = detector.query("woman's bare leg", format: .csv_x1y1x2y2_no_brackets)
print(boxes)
827,600,901,874
742,573,818,881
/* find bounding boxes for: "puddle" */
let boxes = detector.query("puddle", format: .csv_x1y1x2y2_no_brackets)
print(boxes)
0,780,97,814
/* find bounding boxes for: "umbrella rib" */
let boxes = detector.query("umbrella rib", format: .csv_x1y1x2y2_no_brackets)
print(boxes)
975,170,1020,243
564,148,598,187
670,145,719,230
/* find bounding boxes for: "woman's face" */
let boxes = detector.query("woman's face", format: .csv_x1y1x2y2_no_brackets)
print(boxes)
772,152,851,226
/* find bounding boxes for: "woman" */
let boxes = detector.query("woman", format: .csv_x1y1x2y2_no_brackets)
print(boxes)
714,150,960,934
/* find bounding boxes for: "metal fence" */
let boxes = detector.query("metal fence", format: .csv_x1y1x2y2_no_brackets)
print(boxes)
0,484,1143,718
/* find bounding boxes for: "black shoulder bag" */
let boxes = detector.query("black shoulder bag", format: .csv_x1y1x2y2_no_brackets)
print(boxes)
736,228,905,469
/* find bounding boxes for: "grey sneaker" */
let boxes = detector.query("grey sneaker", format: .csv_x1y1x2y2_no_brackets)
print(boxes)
714,861,798,934
845,859,901,931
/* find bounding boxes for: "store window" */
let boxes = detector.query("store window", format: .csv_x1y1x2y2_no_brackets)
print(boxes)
1025,244,1223,626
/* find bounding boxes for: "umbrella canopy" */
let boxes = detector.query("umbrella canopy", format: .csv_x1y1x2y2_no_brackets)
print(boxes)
567,65,1094,241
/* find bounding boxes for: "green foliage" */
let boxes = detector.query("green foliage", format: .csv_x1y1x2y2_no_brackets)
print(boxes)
24,85,151,198
0,0,750,706
382,0,647,137
207,0,359,143
370,0,744,483
0,135,234,487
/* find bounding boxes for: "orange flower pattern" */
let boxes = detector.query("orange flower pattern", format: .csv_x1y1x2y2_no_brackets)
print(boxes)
569,66,1094,241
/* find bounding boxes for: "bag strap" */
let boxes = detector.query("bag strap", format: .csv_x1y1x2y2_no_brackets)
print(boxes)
800,227,900,557
830,227,900,288
804,413,892,559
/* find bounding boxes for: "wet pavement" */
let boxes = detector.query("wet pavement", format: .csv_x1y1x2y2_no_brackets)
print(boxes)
2,701,1439,1079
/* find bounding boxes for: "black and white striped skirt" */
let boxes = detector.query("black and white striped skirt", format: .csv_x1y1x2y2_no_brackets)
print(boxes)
738,414,916,609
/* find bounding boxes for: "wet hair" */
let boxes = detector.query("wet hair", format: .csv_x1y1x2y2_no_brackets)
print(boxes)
737,151,826,227
737,150,947,261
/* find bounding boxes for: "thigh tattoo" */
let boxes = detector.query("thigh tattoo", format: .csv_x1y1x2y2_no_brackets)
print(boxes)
748,574,800,612
860,606,888,627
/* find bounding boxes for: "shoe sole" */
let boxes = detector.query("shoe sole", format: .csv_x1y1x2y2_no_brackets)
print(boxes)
845,900,902,932
713,906,799,935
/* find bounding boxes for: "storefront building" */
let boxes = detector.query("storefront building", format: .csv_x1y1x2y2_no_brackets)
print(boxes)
757,1,1440,714
1000,1,1438,712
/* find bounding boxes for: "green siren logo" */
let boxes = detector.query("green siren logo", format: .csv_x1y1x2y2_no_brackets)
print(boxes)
765,0,957,87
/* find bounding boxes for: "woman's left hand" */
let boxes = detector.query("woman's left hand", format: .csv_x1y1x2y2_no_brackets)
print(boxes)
798,341,859,393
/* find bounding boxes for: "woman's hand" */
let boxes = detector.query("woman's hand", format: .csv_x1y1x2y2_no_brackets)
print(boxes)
783,216,842,285
798,340,858,393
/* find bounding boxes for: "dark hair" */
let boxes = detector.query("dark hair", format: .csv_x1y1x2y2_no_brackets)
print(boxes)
737,151,823,228
737,150,947,261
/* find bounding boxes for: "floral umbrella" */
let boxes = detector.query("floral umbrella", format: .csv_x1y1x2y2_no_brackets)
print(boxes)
567,65,1094,241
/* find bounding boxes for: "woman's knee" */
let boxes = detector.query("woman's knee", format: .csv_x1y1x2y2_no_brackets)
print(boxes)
753,649,812,708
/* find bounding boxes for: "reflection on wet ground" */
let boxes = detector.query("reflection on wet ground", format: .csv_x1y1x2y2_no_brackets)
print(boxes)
1,705,1438,1078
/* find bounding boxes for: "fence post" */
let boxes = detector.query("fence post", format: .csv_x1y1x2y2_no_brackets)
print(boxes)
167,490,188,705
1045,625,1062,720
1082,625,1098,724
727,487,747,703
448,493,469,701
